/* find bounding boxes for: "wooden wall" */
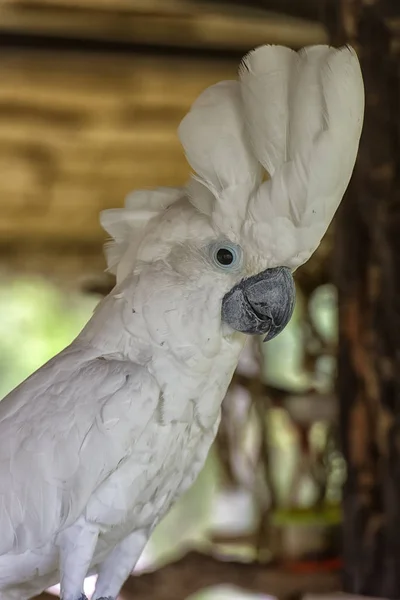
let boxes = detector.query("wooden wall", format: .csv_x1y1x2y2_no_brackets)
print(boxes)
0,50,235,277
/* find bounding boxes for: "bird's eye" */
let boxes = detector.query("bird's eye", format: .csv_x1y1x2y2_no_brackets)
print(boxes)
216,248,234,266
210,242,243,272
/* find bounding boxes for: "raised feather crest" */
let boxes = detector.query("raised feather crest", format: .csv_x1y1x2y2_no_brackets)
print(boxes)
101,44,364,278
179,44,364,269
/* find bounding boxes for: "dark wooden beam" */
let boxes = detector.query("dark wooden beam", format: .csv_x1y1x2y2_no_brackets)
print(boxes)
199,0,323,23
0,2,326,55
325,0,400,596
0,30,244,60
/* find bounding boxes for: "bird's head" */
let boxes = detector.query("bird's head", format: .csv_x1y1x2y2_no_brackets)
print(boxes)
100,44,364,351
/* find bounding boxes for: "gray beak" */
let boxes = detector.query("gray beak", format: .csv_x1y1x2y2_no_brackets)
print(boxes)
221,267,296,342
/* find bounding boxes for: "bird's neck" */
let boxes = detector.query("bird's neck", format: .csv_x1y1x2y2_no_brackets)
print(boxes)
77,286,152,364
78,277,241,365
77,278,245,426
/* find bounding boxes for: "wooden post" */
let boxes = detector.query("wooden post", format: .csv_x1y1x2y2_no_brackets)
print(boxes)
325,0,400,596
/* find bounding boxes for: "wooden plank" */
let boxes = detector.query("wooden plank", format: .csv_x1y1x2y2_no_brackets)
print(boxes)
201,0,323,23
0,1,327,50
0,49,236,248
3,0,193,14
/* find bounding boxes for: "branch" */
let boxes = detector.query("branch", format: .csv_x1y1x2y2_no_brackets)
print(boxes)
121,551,340,600
34,552,339,600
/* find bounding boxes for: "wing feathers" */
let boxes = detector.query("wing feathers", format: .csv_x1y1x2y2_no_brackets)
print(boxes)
0,349,160,554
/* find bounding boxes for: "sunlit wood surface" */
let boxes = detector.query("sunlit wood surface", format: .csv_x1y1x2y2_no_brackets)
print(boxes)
0,49,236,276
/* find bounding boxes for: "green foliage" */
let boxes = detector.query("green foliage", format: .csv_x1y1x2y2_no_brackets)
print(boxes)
0,277,98,399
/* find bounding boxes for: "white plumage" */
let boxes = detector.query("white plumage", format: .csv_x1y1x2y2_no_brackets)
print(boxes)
100,186,184,283
240,45,364,268
0,44,364,600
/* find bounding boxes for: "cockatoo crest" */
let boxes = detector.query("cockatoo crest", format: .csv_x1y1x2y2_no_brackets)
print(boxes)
101,44,364,280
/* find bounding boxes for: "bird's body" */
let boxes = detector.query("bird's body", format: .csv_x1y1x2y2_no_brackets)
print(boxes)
0,261,243,599
0,203,244,599
0,45,364,599
0,340,237,599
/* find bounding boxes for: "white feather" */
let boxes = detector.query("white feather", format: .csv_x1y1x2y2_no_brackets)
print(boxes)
242,44,364,267
178,80,261,197
239,44,298,176
0,347,160,556
100,186,184,280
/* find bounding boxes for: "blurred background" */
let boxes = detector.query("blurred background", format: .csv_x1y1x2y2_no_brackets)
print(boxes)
0,0,399,599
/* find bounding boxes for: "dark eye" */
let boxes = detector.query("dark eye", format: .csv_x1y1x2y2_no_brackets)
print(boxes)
210,241,243,272
216,248,234,266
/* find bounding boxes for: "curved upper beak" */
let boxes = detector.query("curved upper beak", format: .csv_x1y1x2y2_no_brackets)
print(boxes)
221,266,296,342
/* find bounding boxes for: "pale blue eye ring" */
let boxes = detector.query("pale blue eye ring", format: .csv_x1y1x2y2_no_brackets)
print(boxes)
210,241,243,272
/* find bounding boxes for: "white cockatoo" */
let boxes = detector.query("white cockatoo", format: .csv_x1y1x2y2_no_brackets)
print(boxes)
0,44,363,600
